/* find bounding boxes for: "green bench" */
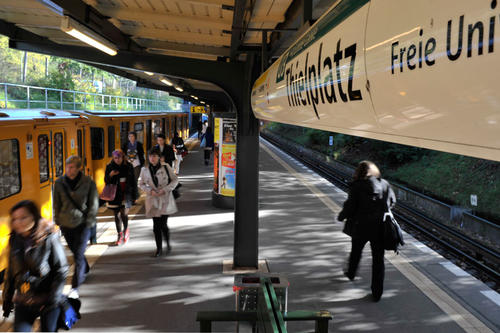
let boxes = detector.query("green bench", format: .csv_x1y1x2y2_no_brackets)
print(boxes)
196,277,332,332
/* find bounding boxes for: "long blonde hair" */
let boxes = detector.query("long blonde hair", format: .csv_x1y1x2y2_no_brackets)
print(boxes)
353,160,380,181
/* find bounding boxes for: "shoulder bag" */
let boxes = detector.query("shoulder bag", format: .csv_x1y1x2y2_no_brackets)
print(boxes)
163,165,181,199
382,182,404,253
99,183,117,201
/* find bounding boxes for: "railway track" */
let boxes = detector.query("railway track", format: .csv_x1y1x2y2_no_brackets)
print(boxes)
261,132,500,289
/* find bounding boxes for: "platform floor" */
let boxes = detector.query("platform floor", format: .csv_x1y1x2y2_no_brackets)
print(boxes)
2,137,499,332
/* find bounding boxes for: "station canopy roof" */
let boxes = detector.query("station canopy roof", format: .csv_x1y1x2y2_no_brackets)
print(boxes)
0,0,338,108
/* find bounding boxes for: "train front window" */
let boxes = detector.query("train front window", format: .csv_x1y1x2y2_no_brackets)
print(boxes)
53,132,64,177
0,139,21,199
90,127,105,160
38,135,49,183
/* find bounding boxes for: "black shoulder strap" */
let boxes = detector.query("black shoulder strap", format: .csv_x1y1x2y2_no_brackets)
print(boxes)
60,178,86,215
163,164,172,184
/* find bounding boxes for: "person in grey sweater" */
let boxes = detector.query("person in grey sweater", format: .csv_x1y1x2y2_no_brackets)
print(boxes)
53,155,98,298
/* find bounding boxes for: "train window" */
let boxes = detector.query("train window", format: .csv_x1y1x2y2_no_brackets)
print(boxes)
134,122,144,144
134,122,143,131
53,132,64,177
0,139,21,199
108,126,115,157
77,130,83,158
38,135,49,183
90,127,104,160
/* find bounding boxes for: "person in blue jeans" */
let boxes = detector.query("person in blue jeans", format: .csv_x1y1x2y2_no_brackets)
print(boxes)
53,156,98,299
2,200,68,332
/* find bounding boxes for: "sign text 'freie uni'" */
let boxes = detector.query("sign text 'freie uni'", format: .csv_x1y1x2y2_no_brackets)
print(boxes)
277,1,498,120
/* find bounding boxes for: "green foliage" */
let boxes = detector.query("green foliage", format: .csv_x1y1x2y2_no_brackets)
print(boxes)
0,35,183,108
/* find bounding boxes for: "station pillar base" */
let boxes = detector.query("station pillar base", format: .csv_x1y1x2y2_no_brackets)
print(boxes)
212,190,234,209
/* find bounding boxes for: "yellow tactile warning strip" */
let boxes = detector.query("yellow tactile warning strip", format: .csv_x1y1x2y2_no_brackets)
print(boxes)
260,141,493,333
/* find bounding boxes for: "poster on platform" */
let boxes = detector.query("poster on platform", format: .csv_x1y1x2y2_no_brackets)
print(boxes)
220,144,236,196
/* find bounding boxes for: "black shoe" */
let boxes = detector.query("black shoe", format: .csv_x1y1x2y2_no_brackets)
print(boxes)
153,250,162,257
166,245,172,254
343,271,355,281
372,294,382,302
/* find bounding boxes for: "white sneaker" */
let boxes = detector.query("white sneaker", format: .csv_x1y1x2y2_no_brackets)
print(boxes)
68,288,79,299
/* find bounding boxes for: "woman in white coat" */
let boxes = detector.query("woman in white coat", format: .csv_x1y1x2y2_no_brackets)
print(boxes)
138,148,179,257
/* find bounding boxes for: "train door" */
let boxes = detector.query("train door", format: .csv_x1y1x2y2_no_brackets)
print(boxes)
77,125,92,176
146,120,152,151
120,121,129,150
34,128,65,218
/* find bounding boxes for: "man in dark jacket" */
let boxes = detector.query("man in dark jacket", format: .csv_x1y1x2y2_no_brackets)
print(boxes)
154,134,175,167
121,131,145,183
53,155,98,299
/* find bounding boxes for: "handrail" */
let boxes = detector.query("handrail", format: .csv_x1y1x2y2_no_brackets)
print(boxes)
0,82,185,112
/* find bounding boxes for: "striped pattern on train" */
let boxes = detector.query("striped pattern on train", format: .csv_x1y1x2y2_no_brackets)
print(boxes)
0,109,189,272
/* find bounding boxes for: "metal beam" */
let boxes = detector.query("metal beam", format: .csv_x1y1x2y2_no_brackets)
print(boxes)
229,0,247,60
48,0,142,52
135,39,231,57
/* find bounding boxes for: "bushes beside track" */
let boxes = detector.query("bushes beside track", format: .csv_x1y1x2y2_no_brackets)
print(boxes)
264,122,500,224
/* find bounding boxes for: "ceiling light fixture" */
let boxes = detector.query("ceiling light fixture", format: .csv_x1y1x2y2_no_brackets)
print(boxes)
160,78,173,86
190,95,198,100
200,101,205,104
175,86,184,92
61,16,118,56
144,71,154,76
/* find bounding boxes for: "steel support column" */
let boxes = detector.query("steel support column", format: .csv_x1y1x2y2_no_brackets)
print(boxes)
234,54,260,268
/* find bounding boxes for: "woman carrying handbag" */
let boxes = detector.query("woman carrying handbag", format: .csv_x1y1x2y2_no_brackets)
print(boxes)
138,148,179,257
337,160,396,302
103,150,137,245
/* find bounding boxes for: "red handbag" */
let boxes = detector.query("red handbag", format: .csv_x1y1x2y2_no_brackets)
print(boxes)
99,184,117,201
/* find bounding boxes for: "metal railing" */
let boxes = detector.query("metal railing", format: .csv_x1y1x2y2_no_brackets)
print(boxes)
0,82,183,112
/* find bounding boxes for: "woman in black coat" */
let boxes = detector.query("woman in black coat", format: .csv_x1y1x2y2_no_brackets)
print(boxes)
2,200,68,332
104,149,137,245
337,160,396,302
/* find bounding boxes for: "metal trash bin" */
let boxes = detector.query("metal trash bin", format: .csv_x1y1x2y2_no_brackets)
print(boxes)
233,273,289,313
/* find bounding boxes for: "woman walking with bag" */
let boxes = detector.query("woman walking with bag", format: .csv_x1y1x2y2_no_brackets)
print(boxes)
171,132,186,174
103,150,137,245
2,200,68,332
337,161,396,302
138,148,179,257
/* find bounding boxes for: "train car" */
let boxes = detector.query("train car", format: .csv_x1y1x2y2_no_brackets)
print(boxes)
251,0,500,162
0,108,189,273
0,109,92,272
75,111,189,193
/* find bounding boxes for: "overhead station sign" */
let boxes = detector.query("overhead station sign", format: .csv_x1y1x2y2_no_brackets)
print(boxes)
251,0,500,162
190,106,207,114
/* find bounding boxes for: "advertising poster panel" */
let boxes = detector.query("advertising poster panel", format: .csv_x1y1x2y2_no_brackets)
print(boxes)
220,144,236,196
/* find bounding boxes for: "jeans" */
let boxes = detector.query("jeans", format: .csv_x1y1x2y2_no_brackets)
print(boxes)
61,223,91,289
14,305,61,332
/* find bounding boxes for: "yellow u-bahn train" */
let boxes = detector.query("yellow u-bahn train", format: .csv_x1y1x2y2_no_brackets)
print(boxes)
0,109,189,271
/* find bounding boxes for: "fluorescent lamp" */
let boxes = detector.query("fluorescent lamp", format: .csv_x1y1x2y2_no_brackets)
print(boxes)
200,101,205,104
61,16,118,56
144,71,154,76
175,86,184,92
190,95,198,100
160,78,173,86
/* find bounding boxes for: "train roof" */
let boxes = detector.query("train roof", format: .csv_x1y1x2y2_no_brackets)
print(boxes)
69,110,187,118
0,109,83,121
